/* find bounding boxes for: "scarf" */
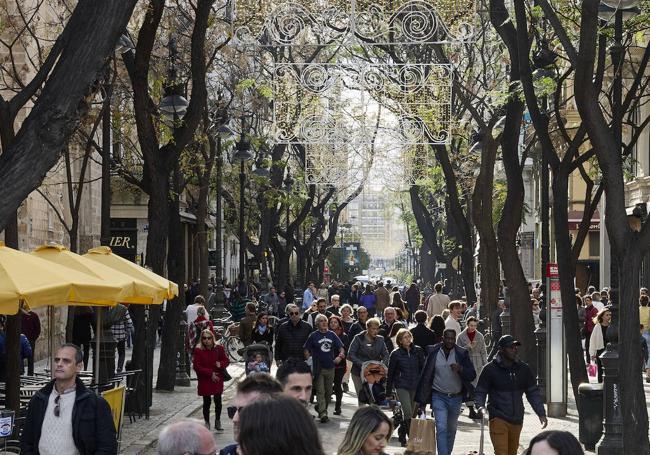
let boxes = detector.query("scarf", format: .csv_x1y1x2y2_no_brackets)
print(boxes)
468,330,476,342
257,323,267,335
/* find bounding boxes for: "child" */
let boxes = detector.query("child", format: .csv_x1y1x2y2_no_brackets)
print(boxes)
248,353,269,373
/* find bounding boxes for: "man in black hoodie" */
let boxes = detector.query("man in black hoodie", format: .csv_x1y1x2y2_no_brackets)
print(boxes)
475,335,547,455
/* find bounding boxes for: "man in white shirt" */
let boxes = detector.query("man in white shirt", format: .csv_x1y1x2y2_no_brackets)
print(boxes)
185,295,205,324
445,300,463,335
427,282,451,319
21,343,116,454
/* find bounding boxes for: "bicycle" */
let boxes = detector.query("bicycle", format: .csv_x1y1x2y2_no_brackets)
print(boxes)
214,316,244,363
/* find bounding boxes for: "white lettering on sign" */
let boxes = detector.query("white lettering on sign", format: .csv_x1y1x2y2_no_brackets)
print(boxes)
110,236,134,249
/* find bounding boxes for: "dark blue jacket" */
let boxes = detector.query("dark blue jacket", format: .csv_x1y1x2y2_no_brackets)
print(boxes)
474,354,546,425
219,443,237,455
387,345,425,392
20,377,117,454
414,343,476,406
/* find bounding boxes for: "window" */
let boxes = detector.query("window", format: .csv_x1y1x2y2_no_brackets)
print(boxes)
589,231,600,257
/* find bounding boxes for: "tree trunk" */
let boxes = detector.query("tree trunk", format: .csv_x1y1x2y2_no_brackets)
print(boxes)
197,178,210,298
3,213,21,412
156,169,185,391
0,0,138,231
131,170,168,410
497,100,537,368
471,137,499,322
618,247,649,452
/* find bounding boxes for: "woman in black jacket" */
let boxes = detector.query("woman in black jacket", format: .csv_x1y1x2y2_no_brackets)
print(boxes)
251,313,274,361
386,328,425,447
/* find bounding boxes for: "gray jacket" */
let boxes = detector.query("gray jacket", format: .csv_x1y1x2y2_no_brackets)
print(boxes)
348,331,389,376
456,328,488,386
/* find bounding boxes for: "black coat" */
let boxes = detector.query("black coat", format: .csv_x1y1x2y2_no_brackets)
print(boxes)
387,345,425,392
274,319,312,361
20,377,117,454
410,323,438,350
474,355,546,425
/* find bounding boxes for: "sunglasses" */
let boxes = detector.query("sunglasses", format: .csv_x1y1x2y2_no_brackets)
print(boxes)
54,394,61,417
289,312,299,316
227,405,243,419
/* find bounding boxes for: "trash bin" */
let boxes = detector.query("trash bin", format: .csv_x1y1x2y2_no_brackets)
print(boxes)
578,382,604,450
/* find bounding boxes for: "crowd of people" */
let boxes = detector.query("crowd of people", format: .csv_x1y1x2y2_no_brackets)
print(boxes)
173,279,564,455
18,277,641,455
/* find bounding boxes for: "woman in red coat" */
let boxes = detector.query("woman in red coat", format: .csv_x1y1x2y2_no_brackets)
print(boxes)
193,328,229,431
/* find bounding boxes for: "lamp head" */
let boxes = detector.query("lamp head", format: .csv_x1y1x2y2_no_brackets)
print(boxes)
233,133,254,162
159,84,189,120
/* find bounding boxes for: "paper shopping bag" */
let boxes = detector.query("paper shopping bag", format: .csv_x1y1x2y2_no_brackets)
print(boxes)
406,417,436,454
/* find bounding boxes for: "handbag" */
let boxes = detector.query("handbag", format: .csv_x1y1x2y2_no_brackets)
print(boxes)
221,368,233,381
407,417,436,454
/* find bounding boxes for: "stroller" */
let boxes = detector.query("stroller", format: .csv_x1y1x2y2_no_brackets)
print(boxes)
243,343,272,375
360,361,406,444
359,360,389,405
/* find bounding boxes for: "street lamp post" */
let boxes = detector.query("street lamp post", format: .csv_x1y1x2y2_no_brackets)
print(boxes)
595,2,640,453
160,36,190,388
233,129,254,297
214,124,234,284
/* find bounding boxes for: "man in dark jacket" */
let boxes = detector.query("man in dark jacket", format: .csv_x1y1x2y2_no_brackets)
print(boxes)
475,335,547,455
20,343,117,454
405,283,420,323
20,302,41,376
410,310,437,349
414,329,476,455
274,304,313,364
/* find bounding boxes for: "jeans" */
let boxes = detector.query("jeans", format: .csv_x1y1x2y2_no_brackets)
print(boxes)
489,417,522,455
431,392,463,455
315,367,335,417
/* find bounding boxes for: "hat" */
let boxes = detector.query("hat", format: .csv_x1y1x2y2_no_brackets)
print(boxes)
498,335,521,349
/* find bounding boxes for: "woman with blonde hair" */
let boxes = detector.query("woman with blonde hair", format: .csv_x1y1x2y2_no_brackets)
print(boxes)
192,328,229,430
589,308,612,382
386,328,424,446
338,406,393,455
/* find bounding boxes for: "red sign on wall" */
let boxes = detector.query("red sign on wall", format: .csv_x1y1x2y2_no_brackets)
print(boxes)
546,263,559,278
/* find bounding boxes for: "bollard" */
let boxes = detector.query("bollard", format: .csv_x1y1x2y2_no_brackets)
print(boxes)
578,383,604,450
175,318,190,386
500,305,511,336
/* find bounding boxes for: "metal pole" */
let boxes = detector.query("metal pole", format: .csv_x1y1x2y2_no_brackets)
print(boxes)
215,137,223,282
93,307,102,385
597,10,624,454
239,160,246,287
48,306,54,379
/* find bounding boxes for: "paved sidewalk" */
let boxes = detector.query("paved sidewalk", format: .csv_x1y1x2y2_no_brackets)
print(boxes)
119,346,245,454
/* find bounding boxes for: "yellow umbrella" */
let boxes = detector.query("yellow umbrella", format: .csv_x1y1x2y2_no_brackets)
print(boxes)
33,244,165,304
83,246,179,302
0,242,123,315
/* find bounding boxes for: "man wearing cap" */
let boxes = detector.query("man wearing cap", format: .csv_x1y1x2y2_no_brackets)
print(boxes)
475,335,547,455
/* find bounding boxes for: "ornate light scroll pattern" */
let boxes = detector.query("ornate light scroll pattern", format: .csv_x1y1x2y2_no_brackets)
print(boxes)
231,0,475,46
273,62,452,146
305,143,351,186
